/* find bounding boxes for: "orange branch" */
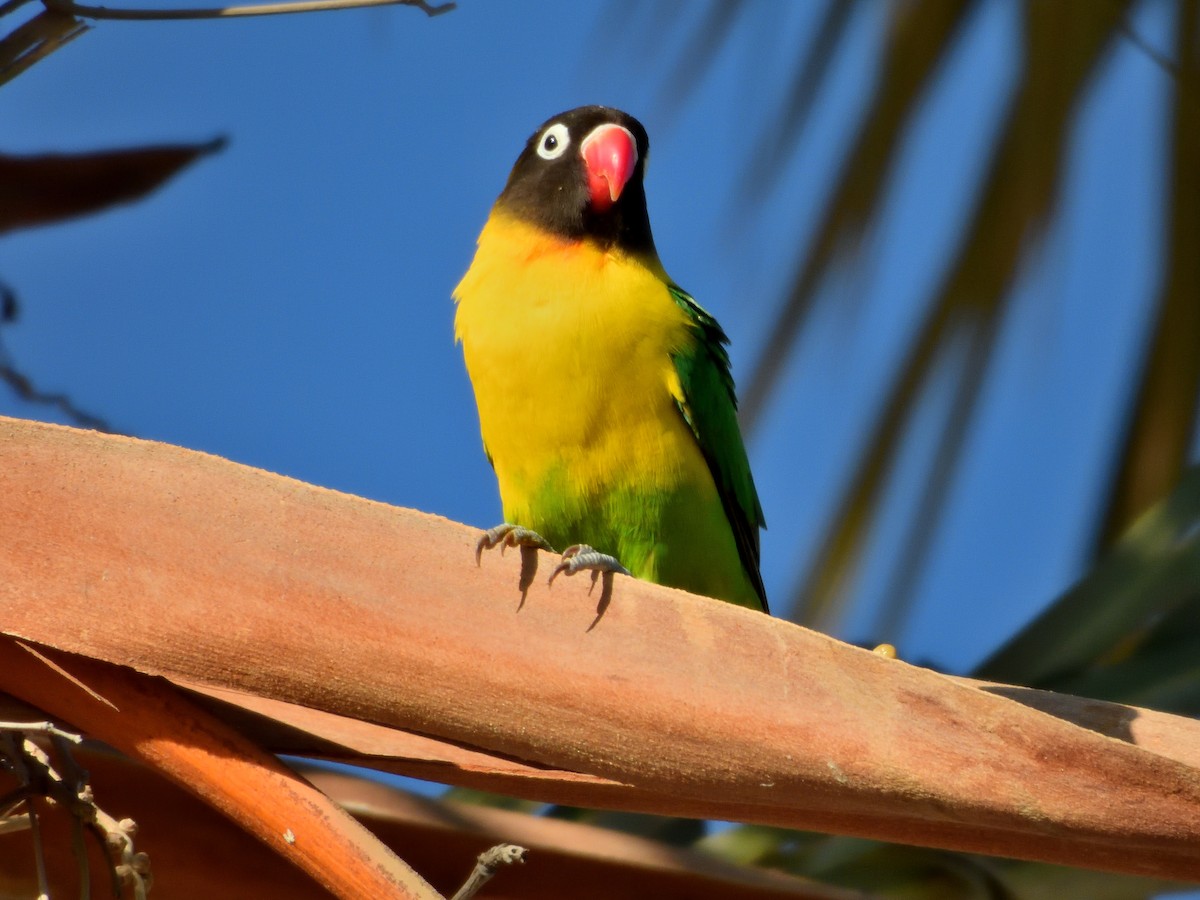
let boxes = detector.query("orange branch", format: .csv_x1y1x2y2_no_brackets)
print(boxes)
2,416,1199,880
0,639,442,899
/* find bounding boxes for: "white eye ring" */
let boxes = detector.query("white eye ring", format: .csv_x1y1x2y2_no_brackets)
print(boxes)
536,123,571,160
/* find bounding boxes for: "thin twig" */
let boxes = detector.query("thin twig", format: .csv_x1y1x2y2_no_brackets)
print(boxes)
98,812,150,900
450,844,527,900
0,785,30,818
51,733,93,900
0,6,90,87
1115,0,1178,79
71,810,91,900
29,800,49,900
0,721,84,743
2,733,51,900
0,351,115,432
41,0,454,20
0,811,31,835
0,722,149,898
0,0,39,17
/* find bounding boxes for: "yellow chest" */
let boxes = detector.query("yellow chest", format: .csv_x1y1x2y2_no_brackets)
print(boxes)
453,213,702,498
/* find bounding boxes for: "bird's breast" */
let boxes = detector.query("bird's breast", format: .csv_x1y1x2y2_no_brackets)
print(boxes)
454,212,701,499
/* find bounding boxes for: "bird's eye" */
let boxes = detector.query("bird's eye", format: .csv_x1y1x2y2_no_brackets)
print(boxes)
536,123,571,160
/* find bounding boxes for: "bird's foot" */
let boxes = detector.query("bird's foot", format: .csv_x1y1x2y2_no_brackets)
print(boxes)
475,524,555,565
548,544,631,586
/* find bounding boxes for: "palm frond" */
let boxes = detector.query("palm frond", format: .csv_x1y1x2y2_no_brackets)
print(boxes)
779,1,1132,627
739,0,859,201
739,0,976,430
976,462,1200,705
1095,0,1200,550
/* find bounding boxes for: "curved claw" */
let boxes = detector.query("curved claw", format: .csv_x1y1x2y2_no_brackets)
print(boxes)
475,524,555,565
548,544,631,585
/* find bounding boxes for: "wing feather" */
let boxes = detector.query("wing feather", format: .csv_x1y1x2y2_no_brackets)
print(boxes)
667,285,768,611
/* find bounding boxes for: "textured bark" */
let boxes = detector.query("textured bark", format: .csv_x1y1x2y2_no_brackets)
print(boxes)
0,747,853,900
0,642,443,900
3,417,1200,881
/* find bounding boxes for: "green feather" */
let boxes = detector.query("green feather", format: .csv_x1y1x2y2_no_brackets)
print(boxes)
668,285,768,611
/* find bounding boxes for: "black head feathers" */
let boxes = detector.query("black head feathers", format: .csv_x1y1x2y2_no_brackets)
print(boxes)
496,106,656,254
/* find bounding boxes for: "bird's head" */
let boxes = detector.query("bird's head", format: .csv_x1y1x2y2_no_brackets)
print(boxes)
496,106,655,254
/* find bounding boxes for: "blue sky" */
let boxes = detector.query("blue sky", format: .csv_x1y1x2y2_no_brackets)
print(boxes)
1,0,1184,679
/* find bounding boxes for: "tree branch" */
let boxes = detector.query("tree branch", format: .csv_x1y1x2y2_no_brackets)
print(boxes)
41,0,454,20
449,844,526,900
1,416,1199,880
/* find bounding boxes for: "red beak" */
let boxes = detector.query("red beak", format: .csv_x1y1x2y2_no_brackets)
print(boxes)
581,124,637,212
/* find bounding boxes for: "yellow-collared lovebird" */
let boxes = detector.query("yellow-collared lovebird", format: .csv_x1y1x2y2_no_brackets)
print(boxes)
454,106,767,613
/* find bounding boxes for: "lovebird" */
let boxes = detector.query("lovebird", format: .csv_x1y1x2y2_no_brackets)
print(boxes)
454,106,767,613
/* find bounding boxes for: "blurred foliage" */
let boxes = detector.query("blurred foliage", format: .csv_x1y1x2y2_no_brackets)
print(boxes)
0,137,226,236
606,1,1200,897
615,0,1199,641
695,461,1200,898
699,824,1186,900
0,0,225,430
978,462,1200,713
3,0,1198,896
0,6,87,87
1099,0,1200,548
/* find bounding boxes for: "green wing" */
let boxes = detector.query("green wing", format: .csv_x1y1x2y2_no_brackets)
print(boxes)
668,285,768,612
